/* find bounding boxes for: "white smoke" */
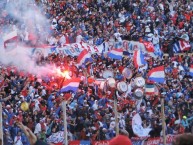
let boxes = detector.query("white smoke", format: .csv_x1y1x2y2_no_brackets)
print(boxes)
0,46,57,77
5,0,50,43
0,0,57,77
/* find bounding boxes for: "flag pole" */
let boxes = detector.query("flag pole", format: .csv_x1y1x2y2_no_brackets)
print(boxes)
60,76,68,145
62,100,68,145
114,91,119,136
161,94,166,145
0,103,3,145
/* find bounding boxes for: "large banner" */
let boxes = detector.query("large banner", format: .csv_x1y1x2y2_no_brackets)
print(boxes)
69,140,91,145
50,134,176,145
145,134,176,145
2,39,157,58
131,137,148,145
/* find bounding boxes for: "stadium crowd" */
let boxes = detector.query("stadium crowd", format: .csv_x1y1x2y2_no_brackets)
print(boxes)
1,0,193,145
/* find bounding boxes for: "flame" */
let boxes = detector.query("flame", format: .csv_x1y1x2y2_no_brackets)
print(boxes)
56,68,71,79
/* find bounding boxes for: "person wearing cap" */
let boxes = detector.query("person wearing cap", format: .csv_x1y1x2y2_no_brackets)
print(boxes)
109,129,132,145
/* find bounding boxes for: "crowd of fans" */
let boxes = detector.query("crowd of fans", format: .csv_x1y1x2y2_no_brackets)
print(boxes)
1,0,193,145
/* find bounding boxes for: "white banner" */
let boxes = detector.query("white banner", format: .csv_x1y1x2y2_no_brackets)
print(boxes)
132,113,152,137
3,40,157,58
47,131,64,143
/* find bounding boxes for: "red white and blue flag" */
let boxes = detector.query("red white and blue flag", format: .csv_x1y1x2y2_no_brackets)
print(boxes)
133,50,147,68
77,49,93,66
189,65,193,77
145,84,155,95
60,78,81,93
148,66,165,83
107,49,123,60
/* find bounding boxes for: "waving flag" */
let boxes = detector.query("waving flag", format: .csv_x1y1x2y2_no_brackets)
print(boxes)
148,66,165,83
77,49,93,66
133,50,147,68
107,49,123,60
145,84,155,95
173,41,181,53
180,40,191,51
60,78,81,93
132,113,152,137
189,65,193,77
173,40,191,53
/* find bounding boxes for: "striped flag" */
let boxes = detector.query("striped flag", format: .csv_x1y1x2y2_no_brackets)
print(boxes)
60,78,81,93
148,66,165,83
145,84,155,95
189,65,193,77
107,49,123,60
77,49,93,66
133,50,147,68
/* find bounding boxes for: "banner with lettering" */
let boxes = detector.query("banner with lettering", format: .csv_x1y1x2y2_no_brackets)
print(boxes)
146,137,160,145
123,41,146,53
131,137,148,145
142,134,176,145
4,40,158,59
58,44,82,56
69,140,90,145
30,40,149,58
159,134,176,145
48,134,176,145
92,140,110,145
47,131,64,143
